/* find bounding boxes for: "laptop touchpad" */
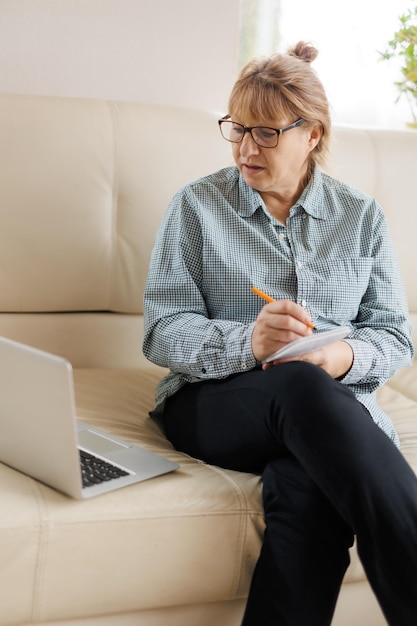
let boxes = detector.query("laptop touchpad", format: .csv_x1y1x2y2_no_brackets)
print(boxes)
78,429,129,454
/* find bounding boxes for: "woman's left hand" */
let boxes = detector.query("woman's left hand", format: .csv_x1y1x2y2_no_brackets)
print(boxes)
262,340,354,379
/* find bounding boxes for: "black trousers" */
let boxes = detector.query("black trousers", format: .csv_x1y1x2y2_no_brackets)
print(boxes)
161,362,417,626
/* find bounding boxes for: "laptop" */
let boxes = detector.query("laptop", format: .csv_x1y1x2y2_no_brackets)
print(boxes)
0,336,178,498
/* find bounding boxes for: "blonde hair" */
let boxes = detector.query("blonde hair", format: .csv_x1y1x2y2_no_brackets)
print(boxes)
228,41,331,168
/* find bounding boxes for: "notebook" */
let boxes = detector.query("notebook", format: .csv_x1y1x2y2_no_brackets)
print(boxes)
262,326,351,363
0,336,178,498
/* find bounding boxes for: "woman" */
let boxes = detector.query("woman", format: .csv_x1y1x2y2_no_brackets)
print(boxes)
143,42,417,625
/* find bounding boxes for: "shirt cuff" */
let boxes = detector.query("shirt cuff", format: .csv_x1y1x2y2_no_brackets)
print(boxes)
238,321,258,371
339,338,375,384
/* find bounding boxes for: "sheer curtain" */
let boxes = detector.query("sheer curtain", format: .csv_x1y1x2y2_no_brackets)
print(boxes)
240,0,414,129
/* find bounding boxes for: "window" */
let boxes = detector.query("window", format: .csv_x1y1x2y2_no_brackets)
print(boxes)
238,0,281,68
239,0,414,128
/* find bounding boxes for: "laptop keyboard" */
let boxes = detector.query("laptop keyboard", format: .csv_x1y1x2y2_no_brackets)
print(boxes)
80,449,129,488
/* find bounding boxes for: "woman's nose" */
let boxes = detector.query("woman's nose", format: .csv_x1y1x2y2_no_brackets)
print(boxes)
239,131,261,156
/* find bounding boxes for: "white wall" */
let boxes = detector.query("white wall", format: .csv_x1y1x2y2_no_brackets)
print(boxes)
0,0,240,112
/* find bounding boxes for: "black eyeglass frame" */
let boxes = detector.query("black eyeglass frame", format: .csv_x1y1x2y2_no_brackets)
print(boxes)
218,115,305,148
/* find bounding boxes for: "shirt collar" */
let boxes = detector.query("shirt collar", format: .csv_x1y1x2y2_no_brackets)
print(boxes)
235,171,263,217
293,166,326,220
235,165,327,220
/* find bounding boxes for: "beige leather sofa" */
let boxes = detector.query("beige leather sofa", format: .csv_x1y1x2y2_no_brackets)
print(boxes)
0,93,416,626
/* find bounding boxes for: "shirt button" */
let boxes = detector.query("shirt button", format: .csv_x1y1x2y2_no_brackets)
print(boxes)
279,232,285,239
241,362,247,370
302,213,307,220
297,261,303,268
301,299,307,307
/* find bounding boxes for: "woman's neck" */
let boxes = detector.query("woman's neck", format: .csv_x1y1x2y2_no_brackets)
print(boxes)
260,169,311,223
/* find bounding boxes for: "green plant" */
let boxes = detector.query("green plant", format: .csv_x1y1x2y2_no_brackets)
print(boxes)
379,5,417,124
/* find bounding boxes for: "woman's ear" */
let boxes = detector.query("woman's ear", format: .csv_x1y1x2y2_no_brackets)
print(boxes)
308,124,323,151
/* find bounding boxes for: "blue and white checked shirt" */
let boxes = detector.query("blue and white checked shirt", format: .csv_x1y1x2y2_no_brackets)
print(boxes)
143,166,414,445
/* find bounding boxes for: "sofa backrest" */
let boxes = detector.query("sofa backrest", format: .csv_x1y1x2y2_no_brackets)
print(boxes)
0,94,231,316
325,125,417,316
0,93,415,364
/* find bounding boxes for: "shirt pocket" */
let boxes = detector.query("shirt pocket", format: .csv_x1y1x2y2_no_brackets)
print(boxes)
302,257,373,324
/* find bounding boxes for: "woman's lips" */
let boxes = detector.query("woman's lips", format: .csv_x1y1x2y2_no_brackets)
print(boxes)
242,163,264,174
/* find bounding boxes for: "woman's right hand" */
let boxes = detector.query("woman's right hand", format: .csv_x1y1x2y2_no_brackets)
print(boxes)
251,299,313,363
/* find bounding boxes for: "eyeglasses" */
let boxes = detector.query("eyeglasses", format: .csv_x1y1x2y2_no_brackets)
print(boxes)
218,115,305,148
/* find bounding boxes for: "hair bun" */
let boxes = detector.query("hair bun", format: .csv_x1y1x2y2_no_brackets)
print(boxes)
287,41,318,64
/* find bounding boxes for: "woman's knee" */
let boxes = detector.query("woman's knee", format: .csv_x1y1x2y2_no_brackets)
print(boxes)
259,362,338,424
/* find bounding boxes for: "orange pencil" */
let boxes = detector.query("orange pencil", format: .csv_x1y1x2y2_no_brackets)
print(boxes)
251,286,275,303
251,286,315,330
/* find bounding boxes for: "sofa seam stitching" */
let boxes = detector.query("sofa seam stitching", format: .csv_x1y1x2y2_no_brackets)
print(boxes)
28,479,50,623
107,100,121,311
